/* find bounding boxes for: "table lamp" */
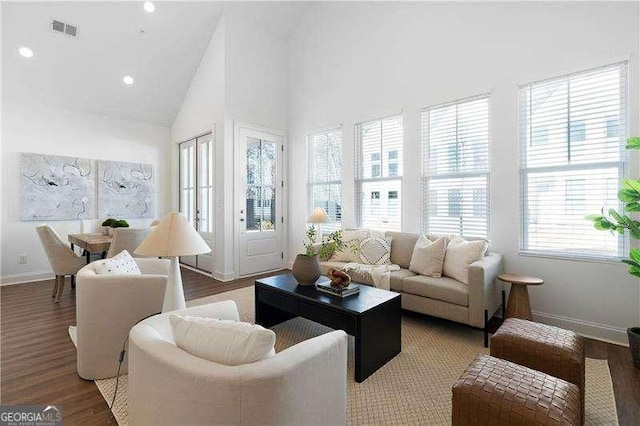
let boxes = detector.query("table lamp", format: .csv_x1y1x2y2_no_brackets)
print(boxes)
135,212,210,312
307,206,331,241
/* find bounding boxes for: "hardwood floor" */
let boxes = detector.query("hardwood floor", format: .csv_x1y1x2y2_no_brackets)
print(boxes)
2,268,639,425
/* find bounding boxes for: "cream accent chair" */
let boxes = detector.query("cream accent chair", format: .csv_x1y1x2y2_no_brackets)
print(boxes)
36,225,85,303
106,228,151,258
76,258,169,380
129,301,348,426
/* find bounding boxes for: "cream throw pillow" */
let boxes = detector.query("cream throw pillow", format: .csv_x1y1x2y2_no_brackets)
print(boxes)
359,237,392,265
170,315,276,366
94,250,141,275
331,230,369,262
442,237,488,284
409,236,447,277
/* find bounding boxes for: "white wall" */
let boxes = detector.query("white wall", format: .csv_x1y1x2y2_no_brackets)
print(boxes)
170,9,289,280
287,2,640,344
1,103,171,284
171,16,232,280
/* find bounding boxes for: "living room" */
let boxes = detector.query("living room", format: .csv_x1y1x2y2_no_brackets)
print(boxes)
1,1,639,425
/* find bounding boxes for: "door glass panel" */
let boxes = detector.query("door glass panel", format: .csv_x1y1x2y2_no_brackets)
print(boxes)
245,138,277,232
198,137,214,234
180,142,196,227
246,186,261,231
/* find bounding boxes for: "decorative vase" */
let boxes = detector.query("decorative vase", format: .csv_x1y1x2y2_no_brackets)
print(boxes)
291,254,321,285
102,226,110,236
628,327,640,369
108,227,115,236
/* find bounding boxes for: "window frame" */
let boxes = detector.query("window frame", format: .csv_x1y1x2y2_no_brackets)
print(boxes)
307,127,343,231
518,61,629,261
354,113,404,231
421,93,491,239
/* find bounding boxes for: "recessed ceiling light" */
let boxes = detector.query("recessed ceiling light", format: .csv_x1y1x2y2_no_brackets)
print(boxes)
18,47,34,58
143,2,155,13
123,75,134,85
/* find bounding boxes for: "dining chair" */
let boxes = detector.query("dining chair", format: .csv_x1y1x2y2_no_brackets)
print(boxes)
107,228,152,258
36,225,85,303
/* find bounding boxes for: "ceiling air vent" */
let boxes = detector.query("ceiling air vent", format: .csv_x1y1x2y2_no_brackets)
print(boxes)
51,19,79,38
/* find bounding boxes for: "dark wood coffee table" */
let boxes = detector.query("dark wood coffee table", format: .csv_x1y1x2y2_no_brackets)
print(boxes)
255,274,401,383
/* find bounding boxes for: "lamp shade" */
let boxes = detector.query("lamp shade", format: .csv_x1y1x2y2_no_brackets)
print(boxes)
307,207,330,224
135,212,211,257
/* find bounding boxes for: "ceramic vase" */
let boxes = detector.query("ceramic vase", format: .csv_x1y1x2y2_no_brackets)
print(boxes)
291,254,321,285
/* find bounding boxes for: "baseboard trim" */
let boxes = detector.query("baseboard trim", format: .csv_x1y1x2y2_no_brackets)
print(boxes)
1,271,54,286
213,270,235,282
533,310,629,347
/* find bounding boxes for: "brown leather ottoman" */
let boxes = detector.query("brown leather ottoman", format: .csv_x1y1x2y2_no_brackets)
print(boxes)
490,318,585,424
452,354,581,425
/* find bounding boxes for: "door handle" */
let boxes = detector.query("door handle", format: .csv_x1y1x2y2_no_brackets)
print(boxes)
240,218,245,222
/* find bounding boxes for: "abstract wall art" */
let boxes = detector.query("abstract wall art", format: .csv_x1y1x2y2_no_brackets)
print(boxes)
20,153,96,220
98,160,155,218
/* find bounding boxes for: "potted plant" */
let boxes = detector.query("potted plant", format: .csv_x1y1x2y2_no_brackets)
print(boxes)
101,218,129,235
587,136,640,368
291,227,345,285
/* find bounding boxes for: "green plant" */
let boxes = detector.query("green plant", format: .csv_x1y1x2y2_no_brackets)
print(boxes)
114,219,130,228
102,218,130,228
303,227,346,260
587,136,640,277
102,218,117,227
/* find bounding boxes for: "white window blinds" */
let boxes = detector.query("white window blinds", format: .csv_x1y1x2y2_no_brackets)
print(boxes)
519,62,628,260
308,128,342,231
421,95,490,238
355,114,403,231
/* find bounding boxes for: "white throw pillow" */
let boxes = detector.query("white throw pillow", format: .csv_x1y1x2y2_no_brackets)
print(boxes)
409,236,447,278
331,230,369,262
359,237,392,265
169,315,276,366
442,237,488,284
94,250,141,275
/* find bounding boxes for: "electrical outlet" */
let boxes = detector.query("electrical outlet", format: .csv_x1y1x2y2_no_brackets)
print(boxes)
18,254,28,265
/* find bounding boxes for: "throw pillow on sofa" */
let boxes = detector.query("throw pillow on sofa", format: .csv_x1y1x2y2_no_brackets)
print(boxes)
409,236,447,277
169,315,276,366
331,230,369,262
442,237,488,284
359,236,392,265
94,250,141,275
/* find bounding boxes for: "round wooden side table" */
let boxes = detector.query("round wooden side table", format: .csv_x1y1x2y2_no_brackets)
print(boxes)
498,273,543,321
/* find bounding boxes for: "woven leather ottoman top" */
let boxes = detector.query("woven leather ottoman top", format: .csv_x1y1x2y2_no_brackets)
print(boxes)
452,354,581,425
490,318,585,388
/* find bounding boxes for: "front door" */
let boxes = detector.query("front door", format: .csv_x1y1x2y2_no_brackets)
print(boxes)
236,125,283,276
179,132,214,272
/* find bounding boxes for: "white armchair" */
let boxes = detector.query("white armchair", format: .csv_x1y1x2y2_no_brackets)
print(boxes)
129,301,348,426
75,258,169,380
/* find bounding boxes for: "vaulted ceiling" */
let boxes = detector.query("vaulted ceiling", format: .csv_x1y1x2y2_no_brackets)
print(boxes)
2,2,223,127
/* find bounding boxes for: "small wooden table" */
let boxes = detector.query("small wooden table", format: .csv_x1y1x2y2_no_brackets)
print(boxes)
68,233,112,264
498,273,544,321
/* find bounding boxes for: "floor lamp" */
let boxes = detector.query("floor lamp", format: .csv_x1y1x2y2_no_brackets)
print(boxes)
135,212,211,312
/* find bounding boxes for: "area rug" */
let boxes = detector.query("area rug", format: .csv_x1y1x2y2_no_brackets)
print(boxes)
69,286,619,425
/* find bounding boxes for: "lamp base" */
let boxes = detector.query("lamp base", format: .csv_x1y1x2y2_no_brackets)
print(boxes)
162,257,187,312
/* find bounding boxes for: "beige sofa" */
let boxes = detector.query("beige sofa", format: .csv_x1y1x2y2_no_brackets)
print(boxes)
320,231,503,346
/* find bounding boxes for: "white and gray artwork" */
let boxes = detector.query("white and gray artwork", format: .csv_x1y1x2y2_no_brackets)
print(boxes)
98,160,154,218
20,153,95,220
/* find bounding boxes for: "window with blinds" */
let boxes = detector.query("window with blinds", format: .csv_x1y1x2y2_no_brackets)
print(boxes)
519,62,628,260
421,95,490,238
308,128,342,231
355,114,403,231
